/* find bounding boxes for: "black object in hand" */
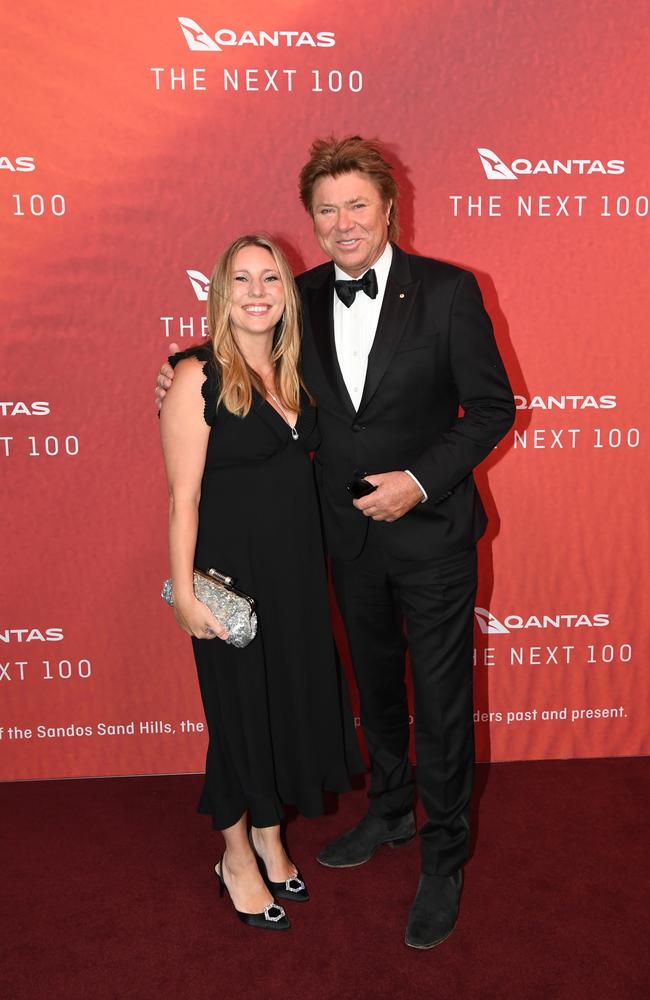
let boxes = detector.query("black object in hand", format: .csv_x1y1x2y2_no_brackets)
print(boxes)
346,477,378,499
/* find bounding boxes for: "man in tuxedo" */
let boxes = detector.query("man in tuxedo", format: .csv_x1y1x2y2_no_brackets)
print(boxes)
158,136,515,948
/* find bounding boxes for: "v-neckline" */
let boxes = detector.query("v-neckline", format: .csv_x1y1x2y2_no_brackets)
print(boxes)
264,394,298,433
254,388,299,437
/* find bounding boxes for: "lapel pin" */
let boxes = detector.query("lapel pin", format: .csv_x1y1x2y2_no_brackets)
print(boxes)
399,292,406,299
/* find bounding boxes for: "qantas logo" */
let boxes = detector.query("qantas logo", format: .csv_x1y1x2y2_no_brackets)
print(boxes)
186,269,210,301
475,609,510,634
477,147,625,179
178,16,220,50
475,608,610,634
0,155,36,172
0,401,50,416
477,149,517,180
514,394,617,410
0,628,64,643
178,17,336,52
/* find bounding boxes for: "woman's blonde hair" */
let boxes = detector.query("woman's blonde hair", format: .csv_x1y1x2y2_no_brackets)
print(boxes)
207,234,309,417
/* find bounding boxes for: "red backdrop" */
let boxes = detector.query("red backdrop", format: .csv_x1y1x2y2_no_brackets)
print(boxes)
2,0,649,780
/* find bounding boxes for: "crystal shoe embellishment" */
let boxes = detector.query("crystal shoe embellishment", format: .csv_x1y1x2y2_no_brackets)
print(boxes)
285,877,306,893
264,903,286,922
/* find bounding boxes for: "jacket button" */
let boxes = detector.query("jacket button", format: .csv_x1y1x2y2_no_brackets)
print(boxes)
352,423,364,432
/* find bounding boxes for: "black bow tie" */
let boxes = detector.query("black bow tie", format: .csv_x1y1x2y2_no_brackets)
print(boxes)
334,268,378,308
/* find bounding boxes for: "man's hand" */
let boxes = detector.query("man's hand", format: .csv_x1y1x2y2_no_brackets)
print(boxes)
353,471,424,522
155,341,180,411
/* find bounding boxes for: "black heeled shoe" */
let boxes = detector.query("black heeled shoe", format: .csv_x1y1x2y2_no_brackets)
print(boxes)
259,860,310,903
251,845,310,902
215,858,291,930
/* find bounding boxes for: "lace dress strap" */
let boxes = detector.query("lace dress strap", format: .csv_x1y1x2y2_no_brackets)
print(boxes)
168,345,218,426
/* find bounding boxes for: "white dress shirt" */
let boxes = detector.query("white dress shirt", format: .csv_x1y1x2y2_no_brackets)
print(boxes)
333,243,427,502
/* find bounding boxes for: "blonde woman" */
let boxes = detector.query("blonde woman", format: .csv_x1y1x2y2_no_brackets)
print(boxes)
160,235,361,932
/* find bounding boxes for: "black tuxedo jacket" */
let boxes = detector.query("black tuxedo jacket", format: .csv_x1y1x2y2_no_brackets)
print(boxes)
297,244,515,560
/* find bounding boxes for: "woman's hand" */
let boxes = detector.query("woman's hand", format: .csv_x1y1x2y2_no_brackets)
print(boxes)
155,343,180,411
173,596,229,642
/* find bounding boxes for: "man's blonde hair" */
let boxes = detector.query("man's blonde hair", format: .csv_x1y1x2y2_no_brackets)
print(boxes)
299,135,399,239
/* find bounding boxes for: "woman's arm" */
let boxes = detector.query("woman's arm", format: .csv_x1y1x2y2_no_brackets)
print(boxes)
159,358,227,641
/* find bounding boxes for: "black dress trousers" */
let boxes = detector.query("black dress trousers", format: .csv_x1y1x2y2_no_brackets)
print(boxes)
331,524,478,876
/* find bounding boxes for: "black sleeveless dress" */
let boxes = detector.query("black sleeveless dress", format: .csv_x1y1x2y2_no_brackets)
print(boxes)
169,345,363,829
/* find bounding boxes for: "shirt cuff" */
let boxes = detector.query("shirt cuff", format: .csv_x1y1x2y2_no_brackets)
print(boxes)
404,470,428,503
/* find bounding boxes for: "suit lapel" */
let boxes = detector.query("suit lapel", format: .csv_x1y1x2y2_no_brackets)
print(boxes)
357,244,420,416
306,269,356,417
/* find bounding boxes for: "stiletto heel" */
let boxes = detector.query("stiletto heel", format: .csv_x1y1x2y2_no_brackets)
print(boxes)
214,857,291,931
216,865,225,898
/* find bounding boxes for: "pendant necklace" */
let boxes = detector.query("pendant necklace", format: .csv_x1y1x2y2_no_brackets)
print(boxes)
268,391,299,440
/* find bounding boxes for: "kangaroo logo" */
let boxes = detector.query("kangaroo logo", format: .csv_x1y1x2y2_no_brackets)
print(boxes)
474,607,510,634
178,17,221,51
477,148,518,181
186,269,210,301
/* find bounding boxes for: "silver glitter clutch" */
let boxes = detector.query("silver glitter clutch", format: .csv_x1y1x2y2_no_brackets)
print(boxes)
161,568,257,649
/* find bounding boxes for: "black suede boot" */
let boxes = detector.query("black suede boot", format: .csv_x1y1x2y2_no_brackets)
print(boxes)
404,870,463,948
316,812,416,867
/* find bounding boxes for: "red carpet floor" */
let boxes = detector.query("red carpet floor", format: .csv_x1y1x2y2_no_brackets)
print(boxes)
2,758,648,1000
